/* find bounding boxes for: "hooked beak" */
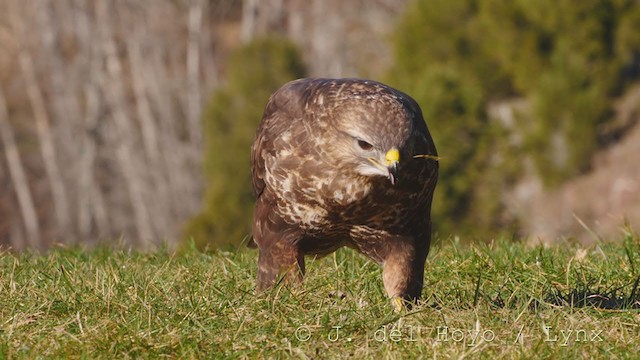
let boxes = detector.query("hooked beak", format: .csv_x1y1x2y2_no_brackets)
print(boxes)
385,148,400,185
387,161,398,185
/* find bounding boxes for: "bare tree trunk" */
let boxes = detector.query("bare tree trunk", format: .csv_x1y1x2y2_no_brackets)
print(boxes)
145,50,198,218
311,0,343,77
35,0,81,243
200,1,219,92
78,63,111,241
241,0,258,42
97,0,154,248
0,89,40,249
126,40,161,168
187,0,204,145
126,37,173,236
73,0,110,242
241,0,286,42
18,48,72,242
7,0,72,243
78,80,110,242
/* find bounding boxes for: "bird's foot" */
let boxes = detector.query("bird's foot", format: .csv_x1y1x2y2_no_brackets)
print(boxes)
391,297,405,313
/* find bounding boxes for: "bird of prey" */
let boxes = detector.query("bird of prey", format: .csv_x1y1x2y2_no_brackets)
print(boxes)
251,78,438,305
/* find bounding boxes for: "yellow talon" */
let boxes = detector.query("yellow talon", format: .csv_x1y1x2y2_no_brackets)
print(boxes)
392,297,404,312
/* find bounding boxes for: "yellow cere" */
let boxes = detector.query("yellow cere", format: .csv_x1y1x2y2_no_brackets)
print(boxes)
385,148,400,165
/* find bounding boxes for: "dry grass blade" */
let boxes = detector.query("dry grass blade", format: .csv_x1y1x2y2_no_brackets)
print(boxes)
413,154,442,161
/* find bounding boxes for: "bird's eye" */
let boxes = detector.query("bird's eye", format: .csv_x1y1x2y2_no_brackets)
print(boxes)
357,140,374,151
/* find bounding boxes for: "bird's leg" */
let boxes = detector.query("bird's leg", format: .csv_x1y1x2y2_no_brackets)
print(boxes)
252,196,305,291
382,237,429,309
256,249,278,291
256,241,305,291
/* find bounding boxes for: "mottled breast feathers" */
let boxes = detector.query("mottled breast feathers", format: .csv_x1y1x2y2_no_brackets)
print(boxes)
251,78,438,245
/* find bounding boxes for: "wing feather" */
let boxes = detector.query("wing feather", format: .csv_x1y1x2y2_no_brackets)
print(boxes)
251,79,311,198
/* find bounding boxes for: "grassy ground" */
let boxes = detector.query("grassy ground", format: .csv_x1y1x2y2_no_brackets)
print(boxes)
1,232,640,359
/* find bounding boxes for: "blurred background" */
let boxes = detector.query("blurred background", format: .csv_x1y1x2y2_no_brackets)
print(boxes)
0,0,639,250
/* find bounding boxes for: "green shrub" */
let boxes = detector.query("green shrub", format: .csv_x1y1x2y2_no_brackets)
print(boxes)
389,0,640,237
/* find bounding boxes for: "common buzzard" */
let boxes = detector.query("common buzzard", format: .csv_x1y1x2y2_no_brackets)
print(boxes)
251,78,438,305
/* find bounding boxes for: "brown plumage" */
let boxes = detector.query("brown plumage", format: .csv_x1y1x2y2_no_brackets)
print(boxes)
251,78,438,303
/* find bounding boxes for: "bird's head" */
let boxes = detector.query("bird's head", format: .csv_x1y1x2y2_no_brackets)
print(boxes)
328,85,416,185
351,138,404,185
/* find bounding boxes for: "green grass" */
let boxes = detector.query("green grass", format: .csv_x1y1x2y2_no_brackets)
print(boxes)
2,233,640,359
